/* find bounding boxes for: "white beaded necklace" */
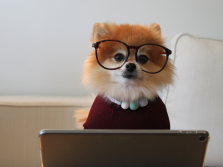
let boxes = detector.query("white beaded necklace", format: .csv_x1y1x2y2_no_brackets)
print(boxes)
107,96,148,110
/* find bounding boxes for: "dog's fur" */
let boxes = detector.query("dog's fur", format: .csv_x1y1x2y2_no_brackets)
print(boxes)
74,23,175,129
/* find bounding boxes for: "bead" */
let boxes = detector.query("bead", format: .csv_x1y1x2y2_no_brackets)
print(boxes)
121,102,129,109
139,98,148,107
130,101,139,110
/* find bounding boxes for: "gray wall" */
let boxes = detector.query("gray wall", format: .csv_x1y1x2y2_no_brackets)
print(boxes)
1,0,223,96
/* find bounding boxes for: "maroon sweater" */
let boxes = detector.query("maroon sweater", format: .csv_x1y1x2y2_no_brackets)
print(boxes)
83,95,170,129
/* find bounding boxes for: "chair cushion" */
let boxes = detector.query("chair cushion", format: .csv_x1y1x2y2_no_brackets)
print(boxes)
163,34,223,166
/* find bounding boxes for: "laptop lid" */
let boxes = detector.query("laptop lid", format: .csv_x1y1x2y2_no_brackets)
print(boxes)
39,130,209,167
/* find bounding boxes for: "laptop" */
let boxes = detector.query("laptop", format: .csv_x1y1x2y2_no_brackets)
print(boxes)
39,130,209,167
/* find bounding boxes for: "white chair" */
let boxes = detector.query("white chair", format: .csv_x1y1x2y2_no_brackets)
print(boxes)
163,34,223,167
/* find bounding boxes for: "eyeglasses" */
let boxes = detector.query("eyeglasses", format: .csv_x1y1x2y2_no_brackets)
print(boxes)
92,40,172,74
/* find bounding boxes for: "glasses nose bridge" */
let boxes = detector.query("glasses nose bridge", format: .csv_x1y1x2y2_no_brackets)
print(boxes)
127,45,138,50
126,46,138,62
127,45,138,59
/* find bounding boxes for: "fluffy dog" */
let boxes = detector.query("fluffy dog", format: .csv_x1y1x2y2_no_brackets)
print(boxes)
75,22,175,129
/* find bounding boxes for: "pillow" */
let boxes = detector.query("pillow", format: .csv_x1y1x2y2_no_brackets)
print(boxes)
163,34,223,166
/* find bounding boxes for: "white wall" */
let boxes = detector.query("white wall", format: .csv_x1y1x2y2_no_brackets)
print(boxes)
1,0,223,96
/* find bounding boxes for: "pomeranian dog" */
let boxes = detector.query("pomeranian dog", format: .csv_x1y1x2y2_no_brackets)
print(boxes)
75,22,175,129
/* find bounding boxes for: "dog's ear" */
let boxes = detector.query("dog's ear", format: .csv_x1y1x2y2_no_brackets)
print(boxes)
149,23,161,35
92,23,110,42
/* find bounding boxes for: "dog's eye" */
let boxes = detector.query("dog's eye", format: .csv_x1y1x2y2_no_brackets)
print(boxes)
138,55,148,64
114,53,125,62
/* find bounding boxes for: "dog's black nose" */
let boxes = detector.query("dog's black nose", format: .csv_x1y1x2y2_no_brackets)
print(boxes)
126,63,136,72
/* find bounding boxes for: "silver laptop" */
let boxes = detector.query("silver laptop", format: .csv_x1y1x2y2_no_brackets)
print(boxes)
39,130,209,167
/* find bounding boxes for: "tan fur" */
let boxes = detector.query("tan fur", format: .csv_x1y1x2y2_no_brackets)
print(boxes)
75,23,175,128
74,108,91,129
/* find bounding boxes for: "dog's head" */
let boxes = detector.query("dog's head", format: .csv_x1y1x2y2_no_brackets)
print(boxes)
82,23,175,102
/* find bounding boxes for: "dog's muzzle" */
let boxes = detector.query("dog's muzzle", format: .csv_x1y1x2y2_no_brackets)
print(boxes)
122,63,137,79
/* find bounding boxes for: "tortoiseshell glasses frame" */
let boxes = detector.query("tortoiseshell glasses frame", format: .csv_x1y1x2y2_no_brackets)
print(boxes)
92,39,172,74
